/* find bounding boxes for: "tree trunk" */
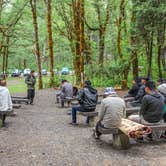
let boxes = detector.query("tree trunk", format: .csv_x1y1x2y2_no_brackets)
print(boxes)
147,32,153,79
72,0,85,86
23,59,27,69
30,0,43,89
46,0,54,87
117,0,125,59
5,36,9,72
79,0,85,86
130,9,138,78
97,1,110,66
98,29,105,66
157,24,165,79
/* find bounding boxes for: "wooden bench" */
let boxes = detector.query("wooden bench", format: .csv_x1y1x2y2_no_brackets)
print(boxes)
98,126,129,149
125,107,140,117
79,111,98,127
12,97,30,104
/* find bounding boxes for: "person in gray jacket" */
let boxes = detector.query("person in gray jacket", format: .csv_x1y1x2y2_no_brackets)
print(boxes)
93,87,126,139
60,80,73,108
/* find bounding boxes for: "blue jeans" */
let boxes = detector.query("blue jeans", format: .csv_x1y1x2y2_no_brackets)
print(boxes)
72,106,94,123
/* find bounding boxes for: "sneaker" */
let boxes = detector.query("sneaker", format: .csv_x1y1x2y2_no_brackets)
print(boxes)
69,122,78,126
160,134,166,139
92,128,100,139
136,137,144,143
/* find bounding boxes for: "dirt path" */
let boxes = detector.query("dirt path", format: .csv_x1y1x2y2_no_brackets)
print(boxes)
0,89,166,166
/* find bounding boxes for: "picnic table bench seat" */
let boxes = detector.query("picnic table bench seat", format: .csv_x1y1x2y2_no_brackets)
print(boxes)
79,111,98,127
12,97,30,104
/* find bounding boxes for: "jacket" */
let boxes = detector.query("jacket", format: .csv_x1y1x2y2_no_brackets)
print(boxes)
135,84,145,102
98,96,126,128
140,91,164,123
125,84,139,98
0,86,13,112
61,82,73,98
77,86,98,110
25,75,36,89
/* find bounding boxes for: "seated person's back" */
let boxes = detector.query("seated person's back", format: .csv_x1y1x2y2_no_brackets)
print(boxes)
77,82,98,110
61,80,73,98
128,81,165,140
99,87,126,128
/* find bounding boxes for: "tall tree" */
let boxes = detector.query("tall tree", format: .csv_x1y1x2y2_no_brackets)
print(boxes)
30,0,43,89
72,0,85,85
46,0,54,86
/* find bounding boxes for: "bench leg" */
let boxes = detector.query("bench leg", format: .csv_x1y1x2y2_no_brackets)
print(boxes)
0,114,4,127
113,133,129,149
0,119,2,128
89,117,95,127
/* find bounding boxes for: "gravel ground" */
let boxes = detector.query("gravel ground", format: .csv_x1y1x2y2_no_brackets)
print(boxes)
0,89,166,166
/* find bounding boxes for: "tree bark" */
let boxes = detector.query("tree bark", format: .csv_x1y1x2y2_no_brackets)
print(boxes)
30,0,43,89
117,0,125,59
72,0,85,86
147,32,153,79
46,0,54,87
130,9,138,78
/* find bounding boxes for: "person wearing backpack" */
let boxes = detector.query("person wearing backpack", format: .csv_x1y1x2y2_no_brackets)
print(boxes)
69,80,98,125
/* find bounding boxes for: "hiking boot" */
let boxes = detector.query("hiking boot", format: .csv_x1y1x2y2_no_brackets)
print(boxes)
69,122,78,126
136,137,144,143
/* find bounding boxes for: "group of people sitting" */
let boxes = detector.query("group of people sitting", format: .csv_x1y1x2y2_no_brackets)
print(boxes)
58,77,166,140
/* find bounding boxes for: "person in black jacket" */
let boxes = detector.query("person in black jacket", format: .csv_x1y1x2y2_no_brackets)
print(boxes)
124,78,140,98
129,77,149,107
70,80,98,125
25,70,36,104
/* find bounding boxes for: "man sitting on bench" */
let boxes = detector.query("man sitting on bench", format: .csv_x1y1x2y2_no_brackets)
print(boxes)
0,79,13,126
93,87,126,139
124,77,141,98
128,81,165,140
70,80,98,125
60,80,73,108
129,77,148,107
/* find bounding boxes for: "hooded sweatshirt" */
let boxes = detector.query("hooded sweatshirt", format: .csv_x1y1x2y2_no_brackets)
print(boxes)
140,91,164,123
0,86,13,112
77,85,98,110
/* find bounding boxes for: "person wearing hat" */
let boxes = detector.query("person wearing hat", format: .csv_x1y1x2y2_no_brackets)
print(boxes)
93,87,126,139
70,80,98,125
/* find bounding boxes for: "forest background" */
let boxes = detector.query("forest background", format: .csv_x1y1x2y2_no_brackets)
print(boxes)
0,0,166,89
